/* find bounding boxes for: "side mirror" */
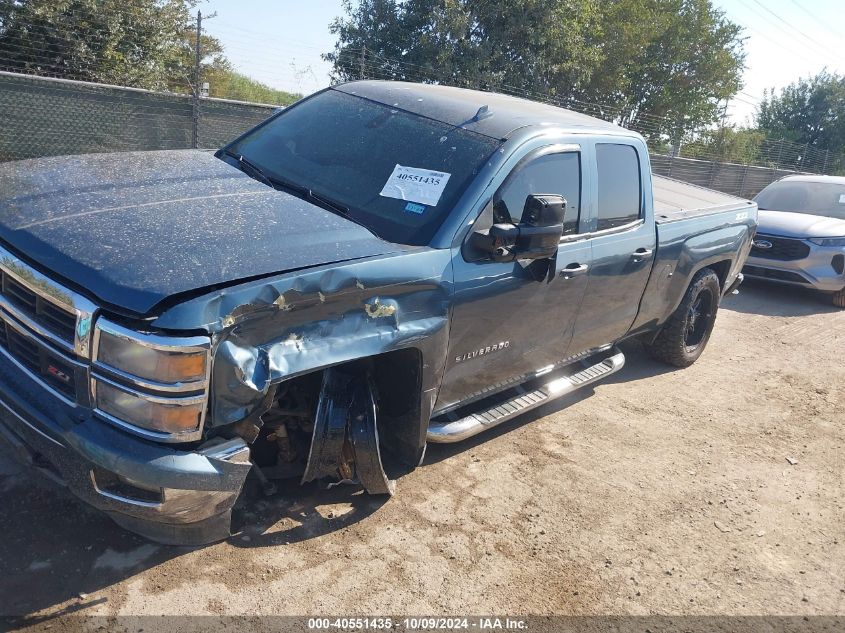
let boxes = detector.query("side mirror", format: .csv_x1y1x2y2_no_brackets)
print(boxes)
514,194,566,260
470,194,566,262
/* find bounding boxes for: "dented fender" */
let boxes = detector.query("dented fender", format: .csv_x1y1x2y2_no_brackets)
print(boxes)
152,248,454,461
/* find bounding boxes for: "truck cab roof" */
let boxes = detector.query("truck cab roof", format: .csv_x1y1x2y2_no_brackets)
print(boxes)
334,81,637,140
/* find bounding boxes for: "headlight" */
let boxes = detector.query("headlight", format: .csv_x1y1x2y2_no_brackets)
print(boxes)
93,378,206,437
94,320,208,387
92,318,210,442
809,237,845,247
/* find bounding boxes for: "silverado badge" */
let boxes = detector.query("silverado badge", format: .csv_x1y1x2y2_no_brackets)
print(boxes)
455,341,510,364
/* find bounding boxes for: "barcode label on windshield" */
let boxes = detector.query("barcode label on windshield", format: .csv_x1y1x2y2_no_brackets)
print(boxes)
380,165,451,207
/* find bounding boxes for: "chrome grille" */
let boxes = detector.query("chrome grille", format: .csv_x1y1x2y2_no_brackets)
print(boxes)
1,272,77,343
0,245,97,359
0,309,86,403
0,244,98,406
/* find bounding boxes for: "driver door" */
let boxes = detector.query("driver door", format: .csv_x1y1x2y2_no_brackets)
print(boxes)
435,147,591,412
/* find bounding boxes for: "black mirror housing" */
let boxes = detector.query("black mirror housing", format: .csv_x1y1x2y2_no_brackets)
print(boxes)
514,194,566,260
520,194,566,227
469,194,566,262
469,223,520,262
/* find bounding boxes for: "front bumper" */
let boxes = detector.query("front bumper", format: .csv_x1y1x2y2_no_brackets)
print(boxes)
744,243,845,293
0,347,252,545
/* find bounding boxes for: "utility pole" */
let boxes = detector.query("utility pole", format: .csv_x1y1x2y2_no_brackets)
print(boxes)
191,10,203,149
192,10,216,149
360,45,366,80
710,100,728,187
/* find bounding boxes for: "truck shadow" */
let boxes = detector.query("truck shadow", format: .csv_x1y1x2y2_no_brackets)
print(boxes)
0,470,169,619
723,278,841,317
422,387,596,465
425,339,676,465
0,463,384,620
227,479,386,549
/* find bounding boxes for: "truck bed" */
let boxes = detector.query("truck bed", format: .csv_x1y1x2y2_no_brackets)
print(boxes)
653,175,756,222
627,176,757,337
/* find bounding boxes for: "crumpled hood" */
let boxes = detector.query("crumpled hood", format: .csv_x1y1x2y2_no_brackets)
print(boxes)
0,149,402,315
757,209,845,239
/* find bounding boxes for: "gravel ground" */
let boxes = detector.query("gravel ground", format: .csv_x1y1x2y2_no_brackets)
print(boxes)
0,279,843,619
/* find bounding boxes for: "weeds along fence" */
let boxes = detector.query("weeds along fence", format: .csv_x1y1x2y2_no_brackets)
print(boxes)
0,69,821,199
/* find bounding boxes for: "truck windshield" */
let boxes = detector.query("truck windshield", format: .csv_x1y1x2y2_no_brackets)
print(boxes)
755,180,845,220
224,89,502,245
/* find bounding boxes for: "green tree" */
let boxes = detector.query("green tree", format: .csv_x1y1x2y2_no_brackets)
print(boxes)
0,0,220,92
325,0,745,138
586,0,745,136
681,126,766,164
757,71,845,154
0,0,299,104
206,69,300,105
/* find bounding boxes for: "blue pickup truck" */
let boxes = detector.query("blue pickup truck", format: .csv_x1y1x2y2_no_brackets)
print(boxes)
0,82,756,544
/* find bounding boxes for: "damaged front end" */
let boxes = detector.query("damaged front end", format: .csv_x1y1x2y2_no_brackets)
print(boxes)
0,243,450,546
131,247,454,543
302,367,395,496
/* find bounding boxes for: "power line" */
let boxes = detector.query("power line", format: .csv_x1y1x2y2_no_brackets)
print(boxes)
724,2,837,69
787,0,844,41
738,0,845,66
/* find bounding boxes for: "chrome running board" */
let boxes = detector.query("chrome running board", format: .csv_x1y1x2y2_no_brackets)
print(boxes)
427,347,625,443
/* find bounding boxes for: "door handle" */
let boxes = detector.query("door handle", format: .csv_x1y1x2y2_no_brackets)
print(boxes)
559,263,589,279
631,248,654,262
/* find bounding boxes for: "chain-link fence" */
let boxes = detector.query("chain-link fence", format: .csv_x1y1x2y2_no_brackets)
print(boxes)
0,70,275,162
650,154,803,199
2,1,843,202
0,68,830,199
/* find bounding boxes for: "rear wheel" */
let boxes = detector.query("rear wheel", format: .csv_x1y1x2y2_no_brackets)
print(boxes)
644,268,721,368
833,288,845,309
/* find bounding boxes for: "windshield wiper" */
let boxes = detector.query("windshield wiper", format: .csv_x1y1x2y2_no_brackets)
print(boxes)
308,190,350,216
224,150,377,235
224,150,275,188
306,189,381,235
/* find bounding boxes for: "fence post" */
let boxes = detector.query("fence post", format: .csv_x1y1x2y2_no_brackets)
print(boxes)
708,158,718,187
772,139,784,179
667,131,677,178
192,10,203,149
739,161,750,198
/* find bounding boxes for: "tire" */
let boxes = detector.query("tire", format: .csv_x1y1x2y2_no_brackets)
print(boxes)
644,268,722,368
833,288,845,309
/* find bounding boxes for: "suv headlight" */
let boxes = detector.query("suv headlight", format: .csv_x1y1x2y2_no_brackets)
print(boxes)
809,237,845,247
91,318,210,442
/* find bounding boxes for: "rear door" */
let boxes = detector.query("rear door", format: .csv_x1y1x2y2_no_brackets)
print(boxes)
569,141,656,354
436,146,591,412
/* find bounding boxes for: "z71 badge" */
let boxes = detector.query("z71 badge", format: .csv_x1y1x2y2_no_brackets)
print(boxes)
455,341,510,364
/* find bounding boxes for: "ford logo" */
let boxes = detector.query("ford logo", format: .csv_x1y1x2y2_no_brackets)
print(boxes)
753,239,773,250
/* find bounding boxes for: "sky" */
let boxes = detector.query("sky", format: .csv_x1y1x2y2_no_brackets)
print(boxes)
200,0,845,125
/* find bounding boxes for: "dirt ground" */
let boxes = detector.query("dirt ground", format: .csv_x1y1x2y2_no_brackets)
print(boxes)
0,279,843,619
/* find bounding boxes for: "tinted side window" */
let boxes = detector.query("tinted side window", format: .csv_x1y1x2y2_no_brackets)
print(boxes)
596,144,642,230
494,152,581,235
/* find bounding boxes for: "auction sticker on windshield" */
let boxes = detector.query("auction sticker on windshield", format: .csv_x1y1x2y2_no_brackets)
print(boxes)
380,164,451,207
